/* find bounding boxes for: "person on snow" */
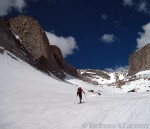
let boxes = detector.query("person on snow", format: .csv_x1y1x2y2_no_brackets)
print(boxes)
77,87,85,103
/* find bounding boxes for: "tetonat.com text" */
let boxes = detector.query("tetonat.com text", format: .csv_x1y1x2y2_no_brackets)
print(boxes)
82,122,149,129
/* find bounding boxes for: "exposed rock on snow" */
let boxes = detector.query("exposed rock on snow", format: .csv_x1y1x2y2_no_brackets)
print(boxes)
78,68,150,93
0,47,4,54
78,69,128,86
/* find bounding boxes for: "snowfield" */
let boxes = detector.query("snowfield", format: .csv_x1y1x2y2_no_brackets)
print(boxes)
0,52,150,129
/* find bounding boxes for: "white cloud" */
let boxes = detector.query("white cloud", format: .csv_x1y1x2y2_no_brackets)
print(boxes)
0,0,27,16
137,1,148,13
105,66,128,73
123,0,150,15
123,0,133,7
100,34,117,43
0,0,39,16
101,14,108,20
46,32,78,58
137,22,150,49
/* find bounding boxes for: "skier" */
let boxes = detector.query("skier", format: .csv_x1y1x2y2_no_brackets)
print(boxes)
77,87,85,103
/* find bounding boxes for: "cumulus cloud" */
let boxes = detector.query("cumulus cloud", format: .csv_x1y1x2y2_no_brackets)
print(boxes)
105,66,128,73
123,0,133,7
101,14,108,20
100,34,117,43
137,22,150,49
46,32,78,58
123,0,150,15
0,0,27,16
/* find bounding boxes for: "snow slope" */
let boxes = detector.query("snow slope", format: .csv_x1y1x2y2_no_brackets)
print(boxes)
0,52,150,129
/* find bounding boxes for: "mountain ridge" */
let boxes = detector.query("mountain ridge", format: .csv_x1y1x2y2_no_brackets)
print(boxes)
1,15,150,85
0,15,79,79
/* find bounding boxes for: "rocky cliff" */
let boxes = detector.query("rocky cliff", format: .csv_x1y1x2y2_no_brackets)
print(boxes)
128,44,150,75
0,15,79,79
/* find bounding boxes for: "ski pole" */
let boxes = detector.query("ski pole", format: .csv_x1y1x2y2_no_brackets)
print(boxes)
84,93,88,102
74,95,77,104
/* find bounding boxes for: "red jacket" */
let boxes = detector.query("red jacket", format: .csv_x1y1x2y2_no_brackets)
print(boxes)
77,87,85,96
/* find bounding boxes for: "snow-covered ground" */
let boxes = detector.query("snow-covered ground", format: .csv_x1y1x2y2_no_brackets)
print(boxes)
117,71,150,93
0,52,150,129
65,74,121,94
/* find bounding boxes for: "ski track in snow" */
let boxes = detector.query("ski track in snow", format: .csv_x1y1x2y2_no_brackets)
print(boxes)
0,53,150,129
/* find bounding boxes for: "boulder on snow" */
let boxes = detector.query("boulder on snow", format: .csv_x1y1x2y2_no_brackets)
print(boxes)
88,90,94,93
0,47,4,54
95,92,101,96
128,89,137,93
88,90,101,96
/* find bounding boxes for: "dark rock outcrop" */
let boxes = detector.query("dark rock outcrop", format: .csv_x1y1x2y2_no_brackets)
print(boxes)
128,44,150,75
8,15,50,60
0,16,50,74
0,15,79,79
85,69,110,79
51,45,78,77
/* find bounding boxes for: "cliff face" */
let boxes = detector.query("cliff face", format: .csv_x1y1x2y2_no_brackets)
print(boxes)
0,15,79,79
128,44,150,75
8,15,50,60
0,16,48,74
51,45,78,78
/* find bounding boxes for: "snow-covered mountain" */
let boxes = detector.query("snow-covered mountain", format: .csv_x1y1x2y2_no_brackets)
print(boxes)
118,70,150,92
1,15,150,129
78,69,128,85
78,69,150,93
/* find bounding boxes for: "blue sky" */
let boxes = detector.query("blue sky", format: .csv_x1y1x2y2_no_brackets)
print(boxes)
1,0,150,71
